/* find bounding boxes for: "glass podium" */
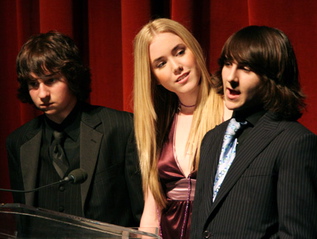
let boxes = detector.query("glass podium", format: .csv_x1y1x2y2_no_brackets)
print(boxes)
0,203,160,238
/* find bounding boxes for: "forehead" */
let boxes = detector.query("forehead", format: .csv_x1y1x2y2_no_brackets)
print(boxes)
149,32,185,59
29,72,61,80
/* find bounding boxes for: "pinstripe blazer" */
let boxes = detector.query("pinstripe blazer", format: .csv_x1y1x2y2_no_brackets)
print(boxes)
191,112,317,238
6,104,143,227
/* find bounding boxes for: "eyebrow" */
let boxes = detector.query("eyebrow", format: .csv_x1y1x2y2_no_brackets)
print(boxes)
152,44,185,64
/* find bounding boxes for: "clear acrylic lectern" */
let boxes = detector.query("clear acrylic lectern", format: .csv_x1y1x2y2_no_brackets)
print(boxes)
0,203,160,238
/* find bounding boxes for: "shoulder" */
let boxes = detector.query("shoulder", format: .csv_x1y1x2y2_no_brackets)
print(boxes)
281,120,314,134
203,120,229,140
81,104,134,129
264,112,315,137
83,104,132,117
278,120,317,145
6,115,44,146
200,120,229,153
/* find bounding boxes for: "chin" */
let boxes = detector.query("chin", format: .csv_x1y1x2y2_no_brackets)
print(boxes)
225,103,239,111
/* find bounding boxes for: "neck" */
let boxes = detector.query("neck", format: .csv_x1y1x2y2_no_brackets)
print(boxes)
179,100,196,108
178,105,195,115
46,100,78,124
178,99,196,114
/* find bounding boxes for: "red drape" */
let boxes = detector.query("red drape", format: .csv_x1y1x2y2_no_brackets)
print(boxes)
1,0,316,203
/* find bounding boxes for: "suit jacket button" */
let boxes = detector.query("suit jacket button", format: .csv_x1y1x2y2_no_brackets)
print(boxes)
203,230,211,238
58,206,65,212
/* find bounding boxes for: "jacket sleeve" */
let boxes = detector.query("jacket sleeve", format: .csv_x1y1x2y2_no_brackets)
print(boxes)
6,133,25,204
277,132,317,237
124,125,144,225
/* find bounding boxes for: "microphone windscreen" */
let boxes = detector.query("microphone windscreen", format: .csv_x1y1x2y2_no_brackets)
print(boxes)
68,169,88,184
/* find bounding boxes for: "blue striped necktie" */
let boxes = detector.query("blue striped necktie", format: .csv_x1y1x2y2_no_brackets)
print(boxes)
213,118,246,201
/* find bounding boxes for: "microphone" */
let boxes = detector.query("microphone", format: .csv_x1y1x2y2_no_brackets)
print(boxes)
0,168,88,193
63,168,88,184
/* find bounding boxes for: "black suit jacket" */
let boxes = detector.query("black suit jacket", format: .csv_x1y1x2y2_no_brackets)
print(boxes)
191,112,317,238
6,104,143,227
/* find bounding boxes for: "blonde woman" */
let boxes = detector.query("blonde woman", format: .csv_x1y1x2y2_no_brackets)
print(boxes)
133,18,230,239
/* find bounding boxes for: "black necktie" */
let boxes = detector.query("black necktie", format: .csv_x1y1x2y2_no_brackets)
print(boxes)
50,131,69,178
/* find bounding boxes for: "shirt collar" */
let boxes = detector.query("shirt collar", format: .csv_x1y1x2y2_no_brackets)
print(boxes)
44,103,81,141
233,108,266,127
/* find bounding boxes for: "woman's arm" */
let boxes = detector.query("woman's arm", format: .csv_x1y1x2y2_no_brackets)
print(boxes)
140,186,160,234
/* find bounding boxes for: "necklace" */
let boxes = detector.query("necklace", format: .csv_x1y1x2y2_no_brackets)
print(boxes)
179,100,196,108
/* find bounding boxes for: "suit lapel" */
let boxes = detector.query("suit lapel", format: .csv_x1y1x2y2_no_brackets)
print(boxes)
198,122,229,225
208,123,229,196
211,113,284,209
20,121,43,205
79,111,103,209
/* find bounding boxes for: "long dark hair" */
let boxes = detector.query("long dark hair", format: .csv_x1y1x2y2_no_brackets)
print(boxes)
16,31,91,104
214,25,305,120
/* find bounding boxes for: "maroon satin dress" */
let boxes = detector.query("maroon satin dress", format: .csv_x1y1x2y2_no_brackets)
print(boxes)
158,116,197,239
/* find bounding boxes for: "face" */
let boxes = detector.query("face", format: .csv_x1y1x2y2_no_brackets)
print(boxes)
28,72,77,123
149,32,201,101
222,61,262,111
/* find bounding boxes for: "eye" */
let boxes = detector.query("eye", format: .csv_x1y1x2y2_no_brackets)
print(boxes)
45,77,59,85
223,61,232,67
240,65,251,72
236,62,251,72
243,66,251,72
176,48,185,56
154,60,166,69
27,80,39,89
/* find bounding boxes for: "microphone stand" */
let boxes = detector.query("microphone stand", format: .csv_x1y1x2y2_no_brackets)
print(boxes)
0,168,87,193
0,178,69,193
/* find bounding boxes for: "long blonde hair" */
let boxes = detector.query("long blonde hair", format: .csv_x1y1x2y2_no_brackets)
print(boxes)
133,18,223,208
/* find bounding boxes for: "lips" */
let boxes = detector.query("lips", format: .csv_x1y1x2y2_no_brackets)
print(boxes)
40,103,53,108
176,72,189,83
226,88,240,100
229,88,239,95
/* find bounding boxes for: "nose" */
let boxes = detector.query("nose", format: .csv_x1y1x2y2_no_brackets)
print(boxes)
38,83,50,99
171,59,183,75
223,64,239,88
226,65,238,82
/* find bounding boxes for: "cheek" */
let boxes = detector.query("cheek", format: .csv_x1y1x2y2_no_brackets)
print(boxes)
188,56,198,73
247,82,262,99
195,67,202,81
60,86,77,102
157,80,171,91
29,90,37,100
154,70,169,85
57,84,71,95
185,56,200,82
221,68,229,80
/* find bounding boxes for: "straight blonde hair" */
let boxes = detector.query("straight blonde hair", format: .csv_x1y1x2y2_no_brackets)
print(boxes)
133,18,223,208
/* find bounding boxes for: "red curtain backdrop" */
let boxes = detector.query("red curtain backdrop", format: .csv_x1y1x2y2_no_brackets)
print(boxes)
1,0,316,203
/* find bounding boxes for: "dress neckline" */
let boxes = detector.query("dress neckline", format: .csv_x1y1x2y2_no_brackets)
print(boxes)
172,114,193,178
